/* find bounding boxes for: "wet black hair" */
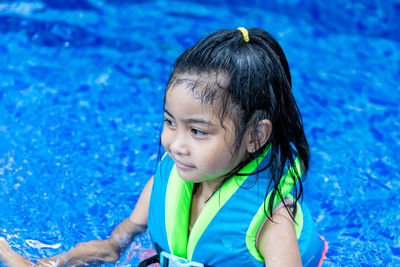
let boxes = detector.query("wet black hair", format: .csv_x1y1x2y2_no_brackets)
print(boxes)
164,28,309,218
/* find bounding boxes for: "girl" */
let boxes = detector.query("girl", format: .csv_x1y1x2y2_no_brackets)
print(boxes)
0,27,327,267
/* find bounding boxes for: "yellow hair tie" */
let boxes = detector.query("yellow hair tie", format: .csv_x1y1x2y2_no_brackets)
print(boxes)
237,27,249,43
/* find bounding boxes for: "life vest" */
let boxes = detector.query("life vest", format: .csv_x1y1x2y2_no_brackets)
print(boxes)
147,150,327,266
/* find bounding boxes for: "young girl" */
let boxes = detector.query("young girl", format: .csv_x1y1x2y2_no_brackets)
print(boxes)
0,27,327,267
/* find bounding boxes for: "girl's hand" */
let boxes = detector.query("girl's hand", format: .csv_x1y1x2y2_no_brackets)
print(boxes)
0,176,153,267
0,236,118,267
0,237,32,267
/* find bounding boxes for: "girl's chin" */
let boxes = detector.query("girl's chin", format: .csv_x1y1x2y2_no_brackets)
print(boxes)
176,170,203,183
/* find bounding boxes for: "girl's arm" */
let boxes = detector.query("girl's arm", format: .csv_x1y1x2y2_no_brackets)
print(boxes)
0,176,154,267
258,206,302,267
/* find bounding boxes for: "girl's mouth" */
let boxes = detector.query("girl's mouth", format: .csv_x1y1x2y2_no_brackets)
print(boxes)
174,158,195,171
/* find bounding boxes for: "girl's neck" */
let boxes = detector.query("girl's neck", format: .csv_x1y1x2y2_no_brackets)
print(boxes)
193,155,251,201
193,177,224,202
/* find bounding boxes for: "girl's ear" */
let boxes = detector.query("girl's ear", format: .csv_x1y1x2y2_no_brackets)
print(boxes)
245,119,272,153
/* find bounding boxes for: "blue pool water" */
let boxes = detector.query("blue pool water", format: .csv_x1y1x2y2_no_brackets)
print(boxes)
0,0,399,266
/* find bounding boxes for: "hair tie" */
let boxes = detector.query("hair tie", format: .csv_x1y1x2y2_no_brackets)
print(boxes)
237,27,249,43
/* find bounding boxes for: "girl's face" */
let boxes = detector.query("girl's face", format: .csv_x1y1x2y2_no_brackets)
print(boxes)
161,81,248,184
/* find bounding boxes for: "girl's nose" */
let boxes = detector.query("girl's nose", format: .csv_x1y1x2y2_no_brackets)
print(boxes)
170,137,190,156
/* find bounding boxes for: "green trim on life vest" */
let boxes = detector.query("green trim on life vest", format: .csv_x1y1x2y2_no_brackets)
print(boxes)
294,202,303,238
245,156,303,262
165,165,193,258
165,148,270,261
287,194,304,240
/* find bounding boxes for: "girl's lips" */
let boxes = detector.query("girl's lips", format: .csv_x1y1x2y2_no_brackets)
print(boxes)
174,159,195,171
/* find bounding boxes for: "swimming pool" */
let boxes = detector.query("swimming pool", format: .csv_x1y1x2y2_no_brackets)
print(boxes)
0,0,399,266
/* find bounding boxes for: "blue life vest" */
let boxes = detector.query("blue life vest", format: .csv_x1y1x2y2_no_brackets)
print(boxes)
147,151,326,266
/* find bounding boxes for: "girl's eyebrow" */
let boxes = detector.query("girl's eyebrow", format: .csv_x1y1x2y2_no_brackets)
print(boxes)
164,109,174,118
164,108,214,126
184,118,214,126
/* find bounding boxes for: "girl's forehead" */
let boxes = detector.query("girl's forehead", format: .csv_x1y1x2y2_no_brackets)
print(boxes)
165,82,239,131
170,84,227,120
165,72,240,123
167,72,228,106
165,82,216,113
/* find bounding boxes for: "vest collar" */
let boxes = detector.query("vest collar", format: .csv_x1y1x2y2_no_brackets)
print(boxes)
164,148,271,260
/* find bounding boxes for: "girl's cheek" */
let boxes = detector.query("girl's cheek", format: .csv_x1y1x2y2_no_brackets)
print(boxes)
161,126,169,149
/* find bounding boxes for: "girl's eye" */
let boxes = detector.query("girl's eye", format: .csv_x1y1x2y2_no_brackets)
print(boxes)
191,128,206,136
165,119,176,127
